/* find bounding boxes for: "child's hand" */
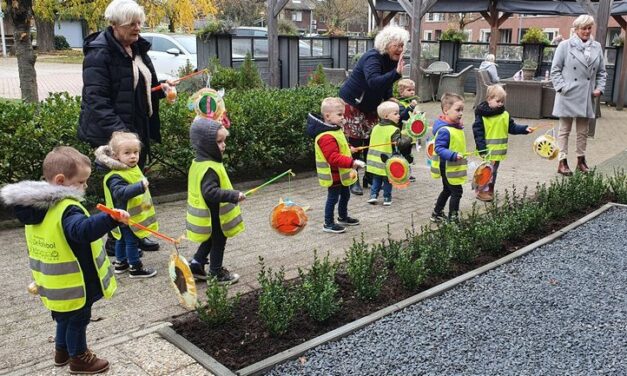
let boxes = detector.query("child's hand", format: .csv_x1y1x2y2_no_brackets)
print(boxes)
456,154,464,161
410,99,418,108
238,192,246,202
112,209,130,224
350,146,359,154
527,126,535,134
353,159,366,170
142,178,149,190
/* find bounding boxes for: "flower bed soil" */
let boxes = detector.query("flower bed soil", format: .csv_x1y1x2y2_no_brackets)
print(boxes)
171,202,607,371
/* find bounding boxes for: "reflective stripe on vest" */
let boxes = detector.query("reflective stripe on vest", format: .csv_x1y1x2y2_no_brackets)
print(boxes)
24,198,117,312
367,123,397,177
186,160,245,242
103,166,158,239
314,129,357,187
482,111,510,161
429,127,468,185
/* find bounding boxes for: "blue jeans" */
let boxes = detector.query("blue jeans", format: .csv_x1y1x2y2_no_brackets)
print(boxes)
115,226,141,266
53,298,97,357
325,185,350,225
370,175,392,200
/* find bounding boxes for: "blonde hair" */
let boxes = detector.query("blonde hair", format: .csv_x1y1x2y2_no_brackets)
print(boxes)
105,0,146,26
486,85,506,100
377,101,399,119
397,78,415,94
484,53,495,63
374,25,409,54
43,146,91,182
440,93,464,111
573,15,595,30
109,131,142,155
320,97,345,115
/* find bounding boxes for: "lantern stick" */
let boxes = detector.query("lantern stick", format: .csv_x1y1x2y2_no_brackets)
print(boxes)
151,69,209,92
245,169,296,196
528,124,553,132
96,204,179,244
354,142,397,151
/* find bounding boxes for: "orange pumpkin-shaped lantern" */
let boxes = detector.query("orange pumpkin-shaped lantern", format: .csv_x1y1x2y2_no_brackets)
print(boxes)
472,161,494,190
270,198,309,236
404,112,429,139
385,155,410,188
425,138,436,160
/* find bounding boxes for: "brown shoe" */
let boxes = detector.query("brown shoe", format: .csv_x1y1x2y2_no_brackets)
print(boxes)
576,156,590,173
69,350,109,374
557,159,573,176
54,347,70,367
476,191,493,202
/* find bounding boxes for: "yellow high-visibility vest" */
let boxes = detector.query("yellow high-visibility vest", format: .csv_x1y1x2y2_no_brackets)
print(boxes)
25,198,116,312
482,111,510,161
367,123,397,177
103,166,158,240
186,160,245,242
314,129,357,187
430,126,468,185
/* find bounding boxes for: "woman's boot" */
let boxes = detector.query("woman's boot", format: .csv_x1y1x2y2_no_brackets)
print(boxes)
557,159,573,176
576,156,590,173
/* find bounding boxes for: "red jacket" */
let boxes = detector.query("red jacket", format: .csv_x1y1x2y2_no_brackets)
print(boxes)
317,134,354,185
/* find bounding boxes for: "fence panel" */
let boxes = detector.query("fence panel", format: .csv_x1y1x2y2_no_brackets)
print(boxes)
299,57,334,85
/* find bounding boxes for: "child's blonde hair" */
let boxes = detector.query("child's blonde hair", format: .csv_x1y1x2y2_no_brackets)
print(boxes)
108,131,142,154
320,97,345,115
397,78,415,94
42,146,91,182
377,101,399,119
440,93,464,111
486,84,506,101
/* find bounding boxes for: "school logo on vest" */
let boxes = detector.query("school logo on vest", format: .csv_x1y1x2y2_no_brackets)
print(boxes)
30,235,59,260
189,191,201,206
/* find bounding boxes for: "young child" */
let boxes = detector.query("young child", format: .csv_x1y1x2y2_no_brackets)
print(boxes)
187,117,245,283
396,78,420,182
472,85,534,202
96,132,157,278
430,93,467,223
367,101,402,206
307,97,365,234
0,146,129,374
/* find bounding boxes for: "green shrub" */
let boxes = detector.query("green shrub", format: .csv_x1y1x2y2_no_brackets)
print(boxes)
197,17,235,39
298,251,341,322
607,168,627,204
308,64,328,87
207,58,240,91
278,19,299,36
394,246,426,291
257,257,299,336
440,28,467,43
54,35,71,50
177,59,196,77
345,234,387,301
378,225,404,269
414,227,451,276
521,27,551,45
197,276,240,327
238,53,264,90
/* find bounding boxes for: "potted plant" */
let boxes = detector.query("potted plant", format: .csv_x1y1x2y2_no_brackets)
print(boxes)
439,28,466,69
521,27,549,72
522,59,538,80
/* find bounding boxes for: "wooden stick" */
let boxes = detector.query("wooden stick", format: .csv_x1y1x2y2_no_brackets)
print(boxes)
354,142,397,151
96,204,178,244
151,69,209,92
244,169,295,196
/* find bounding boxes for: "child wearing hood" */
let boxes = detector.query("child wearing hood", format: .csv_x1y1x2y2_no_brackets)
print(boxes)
0,146,128,374
96,131,158,278
187,117,245,283
472,85,533,202
306,97,365,234
430,93,468,223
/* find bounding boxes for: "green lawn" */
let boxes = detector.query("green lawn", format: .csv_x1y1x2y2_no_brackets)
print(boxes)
37,49,84,64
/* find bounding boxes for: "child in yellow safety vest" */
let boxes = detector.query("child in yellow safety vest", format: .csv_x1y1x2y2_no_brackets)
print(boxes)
186,117,245,283
430,93,467,223
96,131,158,278
367,101,403,206
0,146,129,374
472,85,534,202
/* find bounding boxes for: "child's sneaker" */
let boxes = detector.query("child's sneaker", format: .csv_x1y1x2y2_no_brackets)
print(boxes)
409,176,416,182
337,216,360,226
430,211,446,223
367,196,378,204
323,223,346,233
129,262,157,278
210,267,240,285
113,260,129,274
189,261,208,281
383,198,392,206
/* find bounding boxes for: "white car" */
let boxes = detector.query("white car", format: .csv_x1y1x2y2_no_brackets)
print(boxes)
142,32,197,81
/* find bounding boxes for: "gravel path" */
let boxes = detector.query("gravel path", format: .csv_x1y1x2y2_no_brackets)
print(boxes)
266,206,627,376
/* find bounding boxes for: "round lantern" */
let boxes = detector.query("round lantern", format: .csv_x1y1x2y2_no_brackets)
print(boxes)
533,132,560,160
472,161,494,189
168,251,198,310
270,198,309,236
425,138,436,160
385,155,410,188
404,112,429,139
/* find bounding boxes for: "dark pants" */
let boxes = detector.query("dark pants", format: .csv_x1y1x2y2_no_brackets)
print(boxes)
434,162,463,215
325,185,350,225
53,298,98,357
348,137,371,185
370,175,392,199
116,226,141,266
193,225,227,274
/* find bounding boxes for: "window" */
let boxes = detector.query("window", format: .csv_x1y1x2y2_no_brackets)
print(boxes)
424,30,433,41
518,28,528,43
607,27,621,46
292,11,302,22
543,28,559,43
464,30,472,42
151,37,177,53
426,13,445,22
500,29,512,43
480,29,490,43
434,30,442,40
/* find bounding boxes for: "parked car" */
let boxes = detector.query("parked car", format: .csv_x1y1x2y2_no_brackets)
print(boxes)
142,32,197,81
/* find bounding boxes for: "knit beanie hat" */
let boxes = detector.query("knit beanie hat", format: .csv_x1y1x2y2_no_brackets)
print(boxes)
190,116,223,162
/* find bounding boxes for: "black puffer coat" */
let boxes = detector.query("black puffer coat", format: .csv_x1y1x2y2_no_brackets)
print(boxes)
78,27,164,147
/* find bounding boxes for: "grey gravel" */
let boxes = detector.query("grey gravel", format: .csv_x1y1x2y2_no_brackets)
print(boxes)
265,206,627,376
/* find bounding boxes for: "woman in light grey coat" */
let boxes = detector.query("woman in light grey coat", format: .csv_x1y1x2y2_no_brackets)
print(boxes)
550,15,606,176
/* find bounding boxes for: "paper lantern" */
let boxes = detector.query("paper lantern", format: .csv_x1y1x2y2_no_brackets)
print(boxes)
385,155,410,188
169,251,198,310
425,138,436,160
404,112,429,139
533,131,560,160
473,161,494,189
188,88,227,122
270,198,309,236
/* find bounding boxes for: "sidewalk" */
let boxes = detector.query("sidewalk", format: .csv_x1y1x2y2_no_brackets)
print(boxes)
0,57,83,100
1,98,626,375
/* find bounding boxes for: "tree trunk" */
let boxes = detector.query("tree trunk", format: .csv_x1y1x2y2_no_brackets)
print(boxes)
35,16,55,53
6,0,38,102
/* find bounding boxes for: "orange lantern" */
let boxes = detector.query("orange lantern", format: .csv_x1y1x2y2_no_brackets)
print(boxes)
270,198,309,236
472,161,494,189
425,138,436,160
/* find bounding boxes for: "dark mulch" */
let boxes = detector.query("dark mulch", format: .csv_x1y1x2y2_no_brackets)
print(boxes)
172,202,610,371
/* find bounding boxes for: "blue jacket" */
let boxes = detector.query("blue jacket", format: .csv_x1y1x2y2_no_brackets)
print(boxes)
432,117,464,162
472,101,529,152
339,48,401,113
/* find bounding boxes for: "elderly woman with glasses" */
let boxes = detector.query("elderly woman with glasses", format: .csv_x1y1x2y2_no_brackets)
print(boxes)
339,25,409,195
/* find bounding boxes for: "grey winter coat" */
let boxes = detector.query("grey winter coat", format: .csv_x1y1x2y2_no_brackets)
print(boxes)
550,37,607,118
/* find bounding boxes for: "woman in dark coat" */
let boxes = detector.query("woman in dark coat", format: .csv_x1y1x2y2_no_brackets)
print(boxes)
339,25,408,195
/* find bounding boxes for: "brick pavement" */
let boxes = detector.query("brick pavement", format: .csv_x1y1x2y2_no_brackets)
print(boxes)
0,58,83,100
1,97,626,375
